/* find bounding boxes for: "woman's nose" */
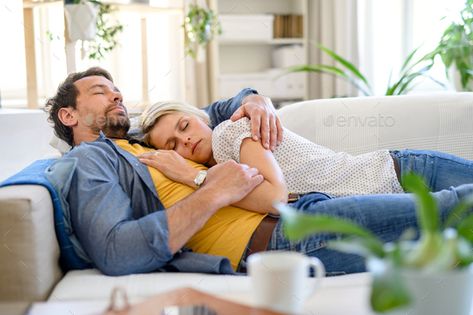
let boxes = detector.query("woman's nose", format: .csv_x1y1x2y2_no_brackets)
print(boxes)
183,137,191,146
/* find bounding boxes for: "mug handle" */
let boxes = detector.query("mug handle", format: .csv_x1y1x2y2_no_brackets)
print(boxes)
308,257,326,295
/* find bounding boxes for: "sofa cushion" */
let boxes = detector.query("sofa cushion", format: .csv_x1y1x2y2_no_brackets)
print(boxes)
0,185,62,301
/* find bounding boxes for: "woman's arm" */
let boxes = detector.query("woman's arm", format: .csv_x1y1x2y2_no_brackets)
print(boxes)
139,142,287,215
231,137,288,215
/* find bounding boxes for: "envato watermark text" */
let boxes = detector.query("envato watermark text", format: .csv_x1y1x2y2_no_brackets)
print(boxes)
323,114,395,128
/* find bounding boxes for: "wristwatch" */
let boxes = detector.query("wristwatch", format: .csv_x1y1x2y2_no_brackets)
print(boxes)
193,170,208,188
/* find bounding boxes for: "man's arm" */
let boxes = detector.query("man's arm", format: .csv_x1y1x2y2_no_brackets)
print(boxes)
166,160,263,252
203,89,283,150
203,88,257,128
68,146,262,275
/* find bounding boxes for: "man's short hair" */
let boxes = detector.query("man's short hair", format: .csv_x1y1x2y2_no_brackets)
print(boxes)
44,67,113,146
140,101,210,147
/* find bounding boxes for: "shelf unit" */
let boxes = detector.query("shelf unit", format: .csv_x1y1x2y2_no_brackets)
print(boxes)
210,0,309,107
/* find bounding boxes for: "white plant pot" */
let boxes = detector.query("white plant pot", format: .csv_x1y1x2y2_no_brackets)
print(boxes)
64,2,99,41
386,266,473,315
449,65,473,92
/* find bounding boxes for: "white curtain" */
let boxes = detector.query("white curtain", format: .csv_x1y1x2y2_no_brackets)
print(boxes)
307,0,359,99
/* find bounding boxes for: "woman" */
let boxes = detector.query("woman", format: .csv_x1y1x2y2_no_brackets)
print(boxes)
138,101,473,214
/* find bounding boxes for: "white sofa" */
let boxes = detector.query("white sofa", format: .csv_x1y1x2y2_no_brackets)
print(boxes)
2,93,473,314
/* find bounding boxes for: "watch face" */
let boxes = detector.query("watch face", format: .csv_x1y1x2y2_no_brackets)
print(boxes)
194,170,207,186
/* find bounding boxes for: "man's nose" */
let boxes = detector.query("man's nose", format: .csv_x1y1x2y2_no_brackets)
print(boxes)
112,90,122,103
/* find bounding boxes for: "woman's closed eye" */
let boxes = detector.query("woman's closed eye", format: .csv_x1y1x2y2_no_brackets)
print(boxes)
180,120,189,131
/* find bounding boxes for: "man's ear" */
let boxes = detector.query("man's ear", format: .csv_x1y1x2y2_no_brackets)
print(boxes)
58,107,78,127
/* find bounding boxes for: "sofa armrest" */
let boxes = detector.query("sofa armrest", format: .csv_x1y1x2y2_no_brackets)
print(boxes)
0,185,63,301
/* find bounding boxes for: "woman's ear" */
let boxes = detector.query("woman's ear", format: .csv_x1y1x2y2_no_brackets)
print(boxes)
58,107,78,127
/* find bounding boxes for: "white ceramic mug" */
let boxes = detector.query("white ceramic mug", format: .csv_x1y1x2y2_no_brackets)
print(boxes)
248,251,326,314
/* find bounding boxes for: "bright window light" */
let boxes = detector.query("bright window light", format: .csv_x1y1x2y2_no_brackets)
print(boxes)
358,0,465,95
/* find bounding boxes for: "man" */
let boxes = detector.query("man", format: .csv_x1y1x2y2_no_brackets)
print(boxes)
46,67,473,276
46,67,283,275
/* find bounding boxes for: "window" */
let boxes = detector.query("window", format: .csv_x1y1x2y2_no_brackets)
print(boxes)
0,1,27,106
0,1,185,109
358,0,465,95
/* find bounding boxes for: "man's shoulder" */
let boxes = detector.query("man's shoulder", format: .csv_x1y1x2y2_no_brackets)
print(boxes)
65,139,118,160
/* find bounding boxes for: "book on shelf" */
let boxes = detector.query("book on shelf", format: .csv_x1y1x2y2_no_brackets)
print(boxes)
273,14,303,38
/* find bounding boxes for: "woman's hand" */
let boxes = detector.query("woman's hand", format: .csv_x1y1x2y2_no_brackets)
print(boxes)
138,150,200,187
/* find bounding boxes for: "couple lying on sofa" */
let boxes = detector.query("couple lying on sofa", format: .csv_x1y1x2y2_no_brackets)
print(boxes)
45,66,473,276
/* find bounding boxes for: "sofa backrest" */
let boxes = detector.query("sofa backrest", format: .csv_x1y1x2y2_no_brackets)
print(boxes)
0,109,59,182
278,92,473,160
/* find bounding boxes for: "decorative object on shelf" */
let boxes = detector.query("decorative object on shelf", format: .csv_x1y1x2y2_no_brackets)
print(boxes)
277,172,473,315
432,0,473,91
64,0,124,60
64,0,99,41
218,14,273,42
273,14,303,39
183,3,221,62
288,44,443,96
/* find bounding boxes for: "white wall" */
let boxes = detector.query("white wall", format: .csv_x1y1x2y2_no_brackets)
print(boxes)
0,109,59,181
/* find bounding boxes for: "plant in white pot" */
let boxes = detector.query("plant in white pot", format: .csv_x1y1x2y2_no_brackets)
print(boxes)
277,173,473,315
433,0,473,91
64,0,123,60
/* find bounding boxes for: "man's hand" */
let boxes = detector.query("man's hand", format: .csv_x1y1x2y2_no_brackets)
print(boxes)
202,160,264,208
230,94,283,151
138,150,199,187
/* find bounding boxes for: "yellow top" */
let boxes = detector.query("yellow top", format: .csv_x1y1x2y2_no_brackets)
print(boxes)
116,140,266,270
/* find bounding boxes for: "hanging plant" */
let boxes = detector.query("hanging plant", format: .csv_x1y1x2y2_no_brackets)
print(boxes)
183,4,221,60
86,1,124,60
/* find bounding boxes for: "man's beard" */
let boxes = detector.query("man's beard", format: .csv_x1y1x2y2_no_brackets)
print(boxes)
88,112,130,139
102,113,130,139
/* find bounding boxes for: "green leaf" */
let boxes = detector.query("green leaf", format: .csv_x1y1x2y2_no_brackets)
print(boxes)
276,202,385,256
288,64,347,77
444,194,473,228
424,228,460,272
317,44,372,92
328,237,385,258
401,173,439,233
368,259,412,313
405,232,443,268
457,213,473,243
287,64,372,96
400,47,421,73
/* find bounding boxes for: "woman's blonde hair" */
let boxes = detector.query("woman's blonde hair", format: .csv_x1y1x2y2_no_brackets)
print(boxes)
140,101,210,146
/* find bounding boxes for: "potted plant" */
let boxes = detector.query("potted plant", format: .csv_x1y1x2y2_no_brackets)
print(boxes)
277,173,473,314
432,0,473,91
288,44,443,96
64,0,123,60
183,4,221,62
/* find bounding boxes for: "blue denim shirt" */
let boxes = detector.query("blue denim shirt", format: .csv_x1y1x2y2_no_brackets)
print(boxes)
60,88,256,276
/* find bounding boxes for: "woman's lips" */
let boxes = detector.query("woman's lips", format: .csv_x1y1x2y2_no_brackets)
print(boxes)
192,139,201,154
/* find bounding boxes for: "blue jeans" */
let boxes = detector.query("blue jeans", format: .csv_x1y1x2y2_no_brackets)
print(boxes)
391,149,473,191
267,150,473,276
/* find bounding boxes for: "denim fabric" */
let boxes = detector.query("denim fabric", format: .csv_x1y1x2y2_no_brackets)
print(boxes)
267,184,473,276
390,149,473,191
0,158,93,271
203,88,257,129
41,88,256,276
